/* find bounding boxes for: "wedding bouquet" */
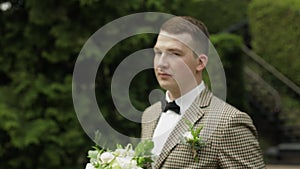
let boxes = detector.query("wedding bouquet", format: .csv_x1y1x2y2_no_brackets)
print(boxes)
85,140,154,169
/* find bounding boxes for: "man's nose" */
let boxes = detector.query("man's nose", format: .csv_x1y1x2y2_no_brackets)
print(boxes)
157,53,169,68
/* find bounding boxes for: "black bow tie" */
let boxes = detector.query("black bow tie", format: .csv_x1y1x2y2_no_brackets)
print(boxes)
162,101,181,115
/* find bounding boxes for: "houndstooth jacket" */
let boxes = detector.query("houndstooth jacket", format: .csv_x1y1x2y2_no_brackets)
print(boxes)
141,87,266,169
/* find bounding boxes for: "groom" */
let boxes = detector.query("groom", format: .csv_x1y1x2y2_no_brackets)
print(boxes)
141,16,265,168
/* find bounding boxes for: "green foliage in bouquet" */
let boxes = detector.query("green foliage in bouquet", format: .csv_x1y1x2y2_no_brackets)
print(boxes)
87,140,154,169
133,140,154,167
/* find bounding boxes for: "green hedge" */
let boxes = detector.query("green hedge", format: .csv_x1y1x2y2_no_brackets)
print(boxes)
0,1,163,169
248,0,300,85
210,33,246,111
182,0,249,33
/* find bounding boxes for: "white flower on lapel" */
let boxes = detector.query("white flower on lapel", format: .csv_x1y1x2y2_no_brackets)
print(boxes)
183,131,194,141
181,118,206,162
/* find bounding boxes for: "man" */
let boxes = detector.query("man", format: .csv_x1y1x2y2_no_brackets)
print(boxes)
141,16,265,168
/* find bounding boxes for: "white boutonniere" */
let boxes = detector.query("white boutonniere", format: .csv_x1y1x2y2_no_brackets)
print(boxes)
181,119,206,162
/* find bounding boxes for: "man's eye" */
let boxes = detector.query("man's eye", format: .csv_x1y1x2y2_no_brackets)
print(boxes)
154,51,162,55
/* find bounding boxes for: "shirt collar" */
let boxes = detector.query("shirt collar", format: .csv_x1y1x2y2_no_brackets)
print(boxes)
165,81,205,115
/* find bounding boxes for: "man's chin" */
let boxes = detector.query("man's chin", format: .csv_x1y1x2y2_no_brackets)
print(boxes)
158,82,178,92
158,84,170,91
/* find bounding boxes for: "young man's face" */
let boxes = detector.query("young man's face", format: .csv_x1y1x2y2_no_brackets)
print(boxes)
153,31,204,97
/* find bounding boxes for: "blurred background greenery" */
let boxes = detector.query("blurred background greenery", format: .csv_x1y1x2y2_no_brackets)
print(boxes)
0,0,299,168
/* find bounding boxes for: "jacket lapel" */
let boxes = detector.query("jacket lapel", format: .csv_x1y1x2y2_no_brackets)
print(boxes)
154,87,213,168
141,102,162,140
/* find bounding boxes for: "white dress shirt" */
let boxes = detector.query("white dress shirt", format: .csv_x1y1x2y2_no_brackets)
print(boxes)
152,81,205,155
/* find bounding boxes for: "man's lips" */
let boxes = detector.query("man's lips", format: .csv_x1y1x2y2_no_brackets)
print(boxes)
157,72,172,78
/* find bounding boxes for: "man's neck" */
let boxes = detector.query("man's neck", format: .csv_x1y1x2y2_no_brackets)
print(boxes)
166,81,205,113
168,84,200,100
167,90,180,100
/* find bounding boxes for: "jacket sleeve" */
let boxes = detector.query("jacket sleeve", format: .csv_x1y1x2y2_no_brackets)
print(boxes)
218,111,266,168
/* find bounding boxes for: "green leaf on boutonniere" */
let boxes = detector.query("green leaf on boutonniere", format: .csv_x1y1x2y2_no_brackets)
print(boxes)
182,118,206,162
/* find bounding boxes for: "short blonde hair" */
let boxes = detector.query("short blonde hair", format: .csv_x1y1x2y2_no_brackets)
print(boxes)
160,16,210,55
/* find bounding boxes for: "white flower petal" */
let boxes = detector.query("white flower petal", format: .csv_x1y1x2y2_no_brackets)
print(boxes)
85,163,96,169
183,132,193,140
0,2,11,11
100,152,115,163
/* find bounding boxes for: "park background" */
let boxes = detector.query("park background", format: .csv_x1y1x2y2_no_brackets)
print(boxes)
0,0,300,168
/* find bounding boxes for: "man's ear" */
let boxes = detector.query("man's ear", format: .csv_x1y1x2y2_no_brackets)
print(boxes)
196,54,208,71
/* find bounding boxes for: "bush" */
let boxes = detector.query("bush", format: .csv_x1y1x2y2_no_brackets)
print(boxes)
182,0,249,33
210,33,246,110
248,0,300,86
0,1,162,168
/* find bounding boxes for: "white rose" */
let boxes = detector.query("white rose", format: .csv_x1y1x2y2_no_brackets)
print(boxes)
114,144,135,158
100,152,115,164
112,157,138,169
126,149,135,157
183,132,194,141
85,163,96,169
115,148,127,157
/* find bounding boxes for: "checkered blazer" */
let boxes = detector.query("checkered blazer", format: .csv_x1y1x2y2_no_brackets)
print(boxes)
141,88,266,169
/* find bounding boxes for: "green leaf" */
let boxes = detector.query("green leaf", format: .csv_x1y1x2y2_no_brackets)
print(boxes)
88,150,98,159
134,139,154,157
